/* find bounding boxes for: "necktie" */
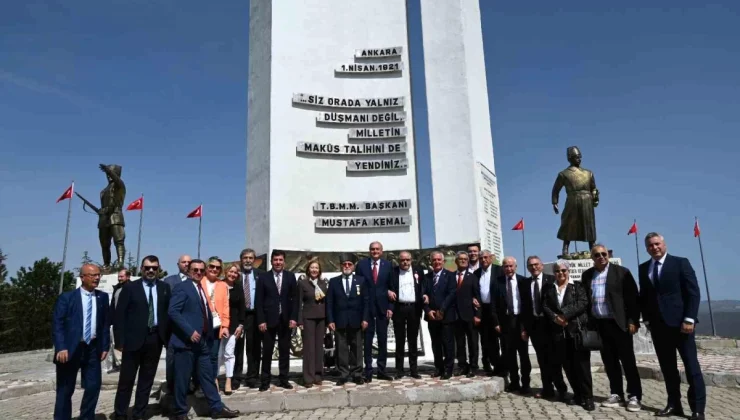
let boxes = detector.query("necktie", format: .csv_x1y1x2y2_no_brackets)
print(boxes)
345,276,351,296
372,262,379,284
243,272,252,309
196,283,208,332
652,261,660,288
457,272,464,290
533,279,542,315
434,272,440,286
84,292,92,344
276,272,282,314
147,282,155,328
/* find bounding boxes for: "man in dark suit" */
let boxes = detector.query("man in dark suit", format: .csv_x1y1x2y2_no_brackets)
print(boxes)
168,260,239,419
387,251,424,379
498,256,533,393
473,250,502,376
112,255,171,420
581,244,642,412
639,233,706,420
255,249,298,391
525,255,567,399
354,241,393,381
423,250,457,379
233,248,262,388
52,263,110,420
108,268,131,373
327,253,369,385
452,251,481,377
162,254,191,394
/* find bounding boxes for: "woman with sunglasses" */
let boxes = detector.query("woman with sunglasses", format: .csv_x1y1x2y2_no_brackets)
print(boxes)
542,260,595,411
202,257,231,393
219,265,245,394
296,260,329,387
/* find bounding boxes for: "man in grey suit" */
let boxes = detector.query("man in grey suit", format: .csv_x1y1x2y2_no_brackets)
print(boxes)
162,255,192,397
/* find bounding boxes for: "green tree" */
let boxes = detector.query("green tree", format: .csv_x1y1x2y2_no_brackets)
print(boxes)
0,258,75,353
0,248,7,282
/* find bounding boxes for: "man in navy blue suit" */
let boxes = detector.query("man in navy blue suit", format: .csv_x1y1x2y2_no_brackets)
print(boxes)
256,249,299,391
639,233,706,420
327,253,369,385
423,250,457,379
355,241,393,381
52,263,110,420
162,254,192,395
168,259,239,419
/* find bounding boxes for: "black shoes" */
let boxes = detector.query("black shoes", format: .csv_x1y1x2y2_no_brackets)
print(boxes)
656,405,684,417
258,384,270,392
410,372,422,379
278,380,293,389
377,372,393,381
211,406,240,418
583,399,595,411
690,413,705,420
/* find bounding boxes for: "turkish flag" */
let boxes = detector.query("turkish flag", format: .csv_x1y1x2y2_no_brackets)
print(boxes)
511,219,524,231
694,219,701,237
627,222,637,235
187,204,202,218
56,183,74,203
126,196,143,211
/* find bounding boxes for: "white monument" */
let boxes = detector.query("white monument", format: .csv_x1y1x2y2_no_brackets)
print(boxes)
420,0,504,257
247,0,420,254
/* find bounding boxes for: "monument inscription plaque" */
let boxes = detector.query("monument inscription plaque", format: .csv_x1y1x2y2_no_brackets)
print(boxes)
348,127,407,139
475,162,504,257
354,46,403,58
313,199,411,211
297,141,407,155
346,158,408,172
335,62,403,73
292,93,404,108
315,216,411,229
317,111,406,124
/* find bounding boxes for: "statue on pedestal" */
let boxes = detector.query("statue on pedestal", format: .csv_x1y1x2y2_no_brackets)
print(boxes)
551,146,598,258
76,164,127,271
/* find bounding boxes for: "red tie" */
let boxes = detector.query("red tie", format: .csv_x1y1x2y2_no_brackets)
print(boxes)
196,283,208,333
372,262,379,284
457,272,463,290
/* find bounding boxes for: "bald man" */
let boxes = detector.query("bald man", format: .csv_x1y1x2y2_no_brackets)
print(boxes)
163,255,192,396
53,264,110,420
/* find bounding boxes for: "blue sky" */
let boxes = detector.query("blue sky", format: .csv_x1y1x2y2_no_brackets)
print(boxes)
1,1,738,299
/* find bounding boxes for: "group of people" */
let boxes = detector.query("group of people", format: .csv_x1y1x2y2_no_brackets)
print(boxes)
51,233,707,420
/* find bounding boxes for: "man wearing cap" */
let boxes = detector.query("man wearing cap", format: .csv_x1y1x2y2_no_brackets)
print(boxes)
327,253,369,385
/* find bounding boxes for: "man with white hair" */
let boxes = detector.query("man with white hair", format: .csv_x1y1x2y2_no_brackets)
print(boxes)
497,256,532,393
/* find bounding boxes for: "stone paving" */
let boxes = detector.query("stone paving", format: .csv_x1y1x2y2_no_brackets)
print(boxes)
2,372,740,419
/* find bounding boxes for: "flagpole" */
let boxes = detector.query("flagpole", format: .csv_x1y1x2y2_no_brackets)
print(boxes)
521,224,526,276
135,194,143,267
696,216,716,336
197,204,202,259
58,181,73,295
633,219,640,268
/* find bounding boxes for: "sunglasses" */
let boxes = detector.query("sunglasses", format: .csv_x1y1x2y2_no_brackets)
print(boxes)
592,252,608,258
208,264,222,270
341,262,354,267
191,268,205,273
555,269,569,273
142,265,159,272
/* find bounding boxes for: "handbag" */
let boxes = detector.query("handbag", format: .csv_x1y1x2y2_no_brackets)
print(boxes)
574,317,602,351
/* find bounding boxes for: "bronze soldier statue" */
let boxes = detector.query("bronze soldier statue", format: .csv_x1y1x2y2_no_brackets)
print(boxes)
551,146,598,258
76,164,126,270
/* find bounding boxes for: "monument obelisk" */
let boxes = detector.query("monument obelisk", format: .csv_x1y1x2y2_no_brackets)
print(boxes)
420,0,504,258
247,0,420,255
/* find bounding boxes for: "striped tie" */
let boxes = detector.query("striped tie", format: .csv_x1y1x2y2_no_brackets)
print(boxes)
84,293,92,344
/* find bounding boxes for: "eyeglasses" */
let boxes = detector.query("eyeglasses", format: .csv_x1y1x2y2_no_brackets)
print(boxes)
191,268,205,273
341,262,354,267
555,269,569,273
592,252,608,258
142,266,159,272
208,264,222,270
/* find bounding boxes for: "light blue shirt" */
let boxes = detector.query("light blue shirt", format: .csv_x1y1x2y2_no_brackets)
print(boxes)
80,288,97,341
479,266,492,303
591,265,612,319
243,271,256,309
142,280,159,326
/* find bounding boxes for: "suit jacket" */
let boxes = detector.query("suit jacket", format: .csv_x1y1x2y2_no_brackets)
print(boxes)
522,273,555,332
355,257,392,317
542,281,589,338
255,270,299,328
226,280,246,334
473,265,502,326
388,265,425,315
109,282,125,327
297,276,329,322
201,278,231,332
163,273,187,290
52,288,110,362
168,279,213,349
326,274,369,329
495,274,532,333
638,254,701,328
581,264,640,332
423,269,457,323
239,268,264,311
453,270,482,322
113,279,171,351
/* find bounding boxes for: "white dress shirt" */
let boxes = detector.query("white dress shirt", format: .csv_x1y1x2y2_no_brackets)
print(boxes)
190,281,209,309
179,273,188,282
80,288,97,341
507,276,520,315
468,261,479,274
342,274,353,295
556,284,568,307
479,266,492,303
531,273,544,317
397,269,415,303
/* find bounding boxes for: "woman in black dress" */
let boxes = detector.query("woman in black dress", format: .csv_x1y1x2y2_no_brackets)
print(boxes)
220,265,245,394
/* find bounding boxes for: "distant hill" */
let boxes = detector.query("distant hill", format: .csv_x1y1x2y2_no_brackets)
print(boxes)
694,301,740,338
699,300,740,312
